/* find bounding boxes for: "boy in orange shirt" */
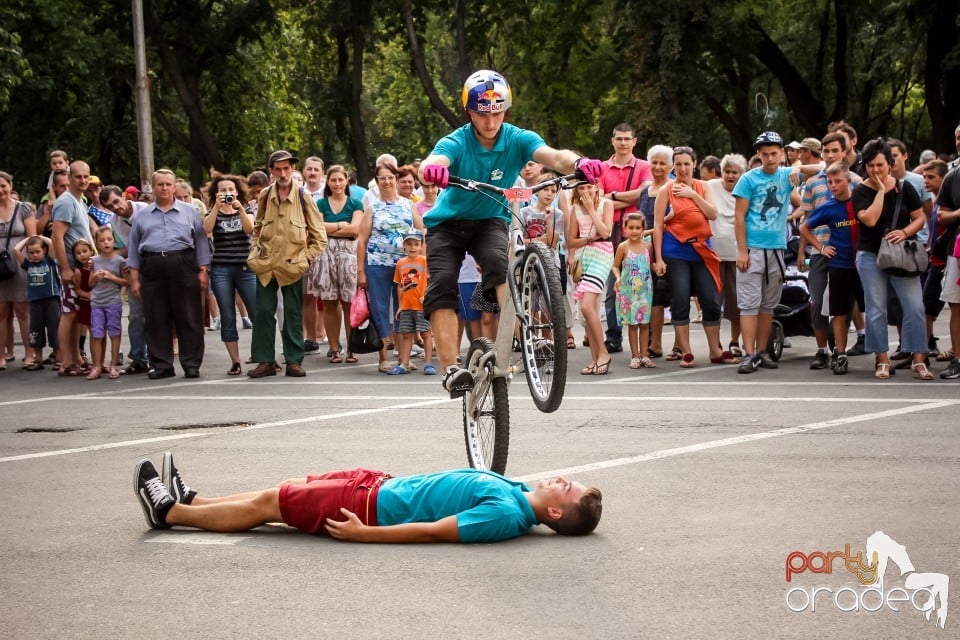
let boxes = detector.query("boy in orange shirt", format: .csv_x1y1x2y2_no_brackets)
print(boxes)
389,232,433,375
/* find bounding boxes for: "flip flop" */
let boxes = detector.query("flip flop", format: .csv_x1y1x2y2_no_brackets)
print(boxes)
345,353,358,363
24,362,44,371
580,363,597,375
593,359,612,375
330,351,343,364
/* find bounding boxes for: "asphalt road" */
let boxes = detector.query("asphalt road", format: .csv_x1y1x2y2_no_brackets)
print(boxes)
1,319,957,639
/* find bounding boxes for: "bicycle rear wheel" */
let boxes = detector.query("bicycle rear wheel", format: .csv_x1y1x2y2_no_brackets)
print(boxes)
462,338,510,474
518,241,567,413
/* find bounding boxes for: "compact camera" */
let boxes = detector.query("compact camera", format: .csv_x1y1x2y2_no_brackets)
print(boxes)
224,194,235,204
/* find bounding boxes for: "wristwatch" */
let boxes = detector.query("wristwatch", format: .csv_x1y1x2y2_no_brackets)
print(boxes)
611,191,619,202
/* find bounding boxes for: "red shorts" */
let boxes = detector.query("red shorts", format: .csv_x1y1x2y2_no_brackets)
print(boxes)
278,468,392,535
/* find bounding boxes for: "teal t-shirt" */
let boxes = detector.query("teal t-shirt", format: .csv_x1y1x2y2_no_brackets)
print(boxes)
731,167,793,249
423,123,546,229
376,469,538,543
317,195,364,225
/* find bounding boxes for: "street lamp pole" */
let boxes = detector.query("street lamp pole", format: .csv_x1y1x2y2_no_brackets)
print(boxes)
132,0,154,193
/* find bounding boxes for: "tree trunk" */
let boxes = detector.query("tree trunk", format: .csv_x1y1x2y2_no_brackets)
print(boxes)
748,19,826,134
830,0,849,122
144,4,224,175
454,0,471,83
924,0,960,154
402,0,460,127
349,21,369,185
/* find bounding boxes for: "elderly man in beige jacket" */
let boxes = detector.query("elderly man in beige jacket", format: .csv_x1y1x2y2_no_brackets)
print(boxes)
247,150,326,378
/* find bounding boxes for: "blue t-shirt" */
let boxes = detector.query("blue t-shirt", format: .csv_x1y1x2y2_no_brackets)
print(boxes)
732,167,793,249
376,469,538,543
21,256,60,300
805,198,859,270
423,123,546,229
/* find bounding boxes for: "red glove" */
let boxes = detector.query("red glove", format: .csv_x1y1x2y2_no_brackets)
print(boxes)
421,164,449,189
575,158,604,185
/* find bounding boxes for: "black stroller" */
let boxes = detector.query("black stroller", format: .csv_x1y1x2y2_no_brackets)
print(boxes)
767,237,815,361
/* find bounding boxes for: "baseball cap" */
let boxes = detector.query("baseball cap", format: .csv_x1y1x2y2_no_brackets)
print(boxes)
268,150,299,167
124,186,140,196
88,175,102,186
403,230,424,242
799,138,822,154
754,131,784,149
785,140,802,150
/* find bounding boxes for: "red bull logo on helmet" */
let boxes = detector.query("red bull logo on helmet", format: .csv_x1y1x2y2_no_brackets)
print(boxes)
475,88,507,112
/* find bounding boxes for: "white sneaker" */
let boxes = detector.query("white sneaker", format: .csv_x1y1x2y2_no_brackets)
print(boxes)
208,317,221,331
410,343,425,356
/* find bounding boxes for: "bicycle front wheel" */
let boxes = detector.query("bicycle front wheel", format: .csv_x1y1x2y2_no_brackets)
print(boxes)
518,241,567,413
462,338,510,474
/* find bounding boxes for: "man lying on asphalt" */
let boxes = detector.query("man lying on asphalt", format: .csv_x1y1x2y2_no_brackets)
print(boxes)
135,454,603,543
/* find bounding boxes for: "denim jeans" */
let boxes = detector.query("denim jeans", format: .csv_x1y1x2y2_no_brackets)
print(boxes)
127,294,148,366
210,263,258,343
604,270,622,344
366,263,398,340
664,257,722,326
856,250,926,354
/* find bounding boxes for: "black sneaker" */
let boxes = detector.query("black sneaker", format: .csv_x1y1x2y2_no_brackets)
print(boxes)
940,359,960,380
810,350,829,370
135,459,174,529
162,452,197,504
847,335,866,356
442,366,475,398
833,353,849,375
890,345,910,361
738,354,760,374
928,336,940,358
303,339,320,353
604,340,624,353
758,353,778,369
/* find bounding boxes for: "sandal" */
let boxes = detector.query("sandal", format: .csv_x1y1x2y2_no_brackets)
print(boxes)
227,362,242,376
86,366,103,380
24,362,44,371
330,351,343,364
648,349,663,358
710,351,739,365
639,356,656,368
910,361,934,380
58,363,82,377
728,342,743,358
245,355,255,364
566,336,576,349
874,361,892,379
593,358,612,375
108,365,120,379
936,348,954,362
680,353,696,368
629,357,642,369
345,352,358,363
665,347,683,361
580,363,597,375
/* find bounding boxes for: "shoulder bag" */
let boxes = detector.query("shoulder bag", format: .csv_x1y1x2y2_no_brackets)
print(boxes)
876,180,928,277
0,203,22,280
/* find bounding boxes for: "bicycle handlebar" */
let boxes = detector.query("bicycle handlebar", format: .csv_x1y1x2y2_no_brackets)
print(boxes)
447,171,585,198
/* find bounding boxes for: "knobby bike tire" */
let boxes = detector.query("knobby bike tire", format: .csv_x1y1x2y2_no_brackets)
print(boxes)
518,241,567,413
462,338,510,474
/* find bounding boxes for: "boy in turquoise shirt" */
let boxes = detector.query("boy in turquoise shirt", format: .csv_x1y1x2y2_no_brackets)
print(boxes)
135,454,602,543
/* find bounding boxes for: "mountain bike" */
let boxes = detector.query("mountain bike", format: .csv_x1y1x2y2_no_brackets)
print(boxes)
447,171,581,474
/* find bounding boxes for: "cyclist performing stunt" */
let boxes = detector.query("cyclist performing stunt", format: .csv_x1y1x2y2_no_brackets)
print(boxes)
418,69,604,398
135,453,602,543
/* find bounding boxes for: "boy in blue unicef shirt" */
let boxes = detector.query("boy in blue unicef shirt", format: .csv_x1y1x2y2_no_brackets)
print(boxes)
800,163,863,375
135,453,602,543
14,235,60,369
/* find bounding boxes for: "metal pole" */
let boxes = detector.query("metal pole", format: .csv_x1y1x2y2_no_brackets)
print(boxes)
132,0,154,194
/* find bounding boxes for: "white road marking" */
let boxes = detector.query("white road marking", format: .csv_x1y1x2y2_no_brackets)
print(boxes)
512,400,957,483
145,533,250,545
0,398,454,463
48,395,953,404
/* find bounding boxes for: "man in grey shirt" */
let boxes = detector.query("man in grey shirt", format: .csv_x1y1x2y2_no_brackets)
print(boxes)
52,160,94,376
127,169,211,379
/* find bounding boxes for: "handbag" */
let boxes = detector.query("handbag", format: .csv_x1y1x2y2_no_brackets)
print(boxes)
571,256,583,283
0,204,21,281
876,181,929,277
348,319,383,354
